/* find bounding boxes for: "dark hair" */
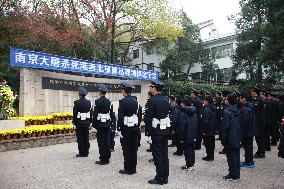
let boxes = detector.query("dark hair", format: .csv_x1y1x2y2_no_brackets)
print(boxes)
182,98,190,106
176,96,182,105
204,95,213,104
148,91,153,97
168,95,175,101
227,93,238,105
124,88,132,94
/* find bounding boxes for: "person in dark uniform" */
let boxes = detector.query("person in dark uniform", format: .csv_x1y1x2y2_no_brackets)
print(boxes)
133,96,143,148
117,82,140,175
250,87,266,158
219,90,230,155
221,94,241,181
239,93,257,168
201,95,217,161
215,91,224,140
191,89,203,150
144,81,172,185
270,93,280,146
93,84,113,165
73,87,93,157
145,91,154,153
168,95,177,147
110,111,116,152
260,90,272,151
278,116,284,158
171,96,183,156
179,98,198,171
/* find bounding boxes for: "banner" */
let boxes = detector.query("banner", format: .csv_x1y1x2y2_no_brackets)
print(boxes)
10,48,158,81
42,77,141,93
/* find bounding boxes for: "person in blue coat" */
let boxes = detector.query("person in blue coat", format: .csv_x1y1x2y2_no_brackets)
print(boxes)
171,96,183,156
93,84,113,165
179,98,198,171
191,89,203,150
239,93,258,168
201,95,217,161
221,94,241,181
144,81,172,185
117,82,140,175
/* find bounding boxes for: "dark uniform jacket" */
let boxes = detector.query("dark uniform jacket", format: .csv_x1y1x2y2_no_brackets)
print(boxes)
279,116,284,153
215,98,225,125
171,105,182,133
251,96,265,128
263,98,272,126
117,95,139,133
201,104,217,136
93,96,113,129
144,93,172,136
221,105,241,149
240,103,258,137
73,98,93,127
192,96,203,124
178,106,198,144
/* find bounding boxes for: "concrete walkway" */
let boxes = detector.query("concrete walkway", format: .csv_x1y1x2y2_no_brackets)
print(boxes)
0,136,283,189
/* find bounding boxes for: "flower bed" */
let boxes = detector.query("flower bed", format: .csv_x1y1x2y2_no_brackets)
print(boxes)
9,112,73,126
0,124,75,141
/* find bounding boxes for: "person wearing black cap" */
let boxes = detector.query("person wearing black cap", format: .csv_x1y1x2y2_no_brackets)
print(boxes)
144,80,172,185
93,84,113,165
73,87,93,157
270,93,280,146
239,93,257,168
260,90,272,151
250,87,266,158
191,89,203,150
171,96,183,156
118,82,140,175
145,91,154,154
221,94,241,181
168,95,177,147
215,91,224,141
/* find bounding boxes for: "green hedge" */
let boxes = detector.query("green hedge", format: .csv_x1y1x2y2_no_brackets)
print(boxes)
162,80,237,96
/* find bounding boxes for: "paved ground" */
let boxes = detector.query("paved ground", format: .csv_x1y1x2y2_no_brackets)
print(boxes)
0,135,283,189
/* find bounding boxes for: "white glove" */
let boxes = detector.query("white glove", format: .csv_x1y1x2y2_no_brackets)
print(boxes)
73,125,76,129
90,127,97,133
118,131,123,139
146,136,152,144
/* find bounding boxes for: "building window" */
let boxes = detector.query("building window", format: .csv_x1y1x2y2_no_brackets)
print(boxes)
147,63,154,70
145,47,154,55
133,49,139,59
211,43,233,59
191,72,202,80
223,68,232,81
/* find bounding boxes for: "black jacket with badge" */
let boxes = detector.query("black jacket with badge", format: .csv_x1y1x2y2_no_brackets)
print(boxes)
192,96,203,124
171,105,182,133
144,93,172,136
251,96,265,128
221,105,241,149
178,106,198,144
117,95,139,133
73,98,93,127
93,96,113,129
201,104,217,136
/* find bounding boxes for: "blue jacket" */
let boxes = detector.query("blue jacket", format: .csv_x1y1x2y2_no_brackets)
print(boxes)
221,104,241,149
144,93,172,136
192,97,203,124
178,106,198,144
201,104,217,136
240,103,258,137
171,105,182,132
73,98,93,127
93,96,113,129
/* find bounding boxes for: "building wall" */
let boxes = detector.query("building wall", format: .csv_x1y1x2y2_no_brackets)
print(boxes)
19,68,150,116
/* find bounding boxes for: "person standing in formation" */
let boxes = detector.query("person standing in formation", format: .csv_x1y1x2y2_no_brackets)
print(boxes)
191,89,203,150
73,87,93,157
171,96,183,156
117,82,140,175
144,81,172,185
93,84,113,165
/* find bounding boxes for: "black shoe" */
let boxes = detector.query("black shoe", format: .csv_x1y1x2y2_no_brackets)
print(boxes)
265,147,271,151
95,161,109,165
168,144,175,147
278,152,284,158
173,151,183,156
202,156,214,161
223,175,239,181
146,148,152,152
76,154,88,157
110,149,115,152
149,159,154,162
194,146,201,150
119,170,133,175
271,142,277,146
148,179,165,185
254,153,266,159
219,150,226,154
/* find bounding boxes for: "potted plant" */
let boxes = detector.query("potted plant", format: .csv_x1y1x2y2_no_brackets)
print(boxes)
2,130,11,140
19,129,25,139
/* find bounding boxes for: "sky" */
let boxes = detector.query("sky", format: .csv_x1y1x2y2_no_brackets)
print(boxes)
173,0,241,38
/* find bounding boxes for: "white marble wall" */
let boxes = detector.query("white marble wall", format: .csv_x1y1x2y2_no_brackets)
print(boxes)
19,68,150,116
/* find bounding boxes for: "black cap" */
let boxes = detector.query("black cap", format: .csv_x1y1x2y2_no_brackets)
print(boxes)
121,82,134,90
221,90,230,97
204,90,212,96
78,87,88,95
216,91,222,96
98,84,108,93
150,80,165,90
260,90,268,96
239,92,249,100
250,86,261,94
192,88,200,95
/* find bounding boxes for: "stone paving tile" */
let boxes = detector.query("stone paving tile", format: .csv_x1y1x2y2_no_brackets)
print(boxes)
0,136,283,189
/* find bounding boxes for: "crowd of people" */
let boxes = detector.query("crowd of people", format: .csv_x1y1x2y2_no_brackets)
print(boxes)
72,81,284,185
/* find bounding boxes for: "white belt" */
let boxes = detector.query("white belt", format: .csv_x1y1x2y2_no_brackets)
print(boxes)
77,112,90,120
152,117,171,130
124,115,138,127
97,113,111,122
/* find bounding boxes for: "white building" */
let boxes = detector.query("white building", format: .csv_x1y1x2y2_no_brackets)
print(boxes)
126,33,245,82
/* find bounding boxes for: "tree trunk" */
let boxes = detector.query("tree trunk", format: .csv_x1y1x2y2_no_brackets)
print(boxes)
110,0,117,64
